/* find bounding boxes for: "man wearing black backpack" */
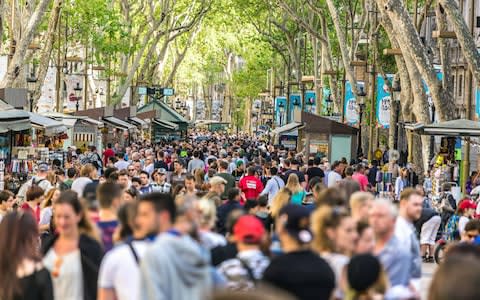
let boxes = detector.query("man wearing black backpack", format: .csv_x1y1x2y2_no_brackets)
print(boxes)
17,163,53,202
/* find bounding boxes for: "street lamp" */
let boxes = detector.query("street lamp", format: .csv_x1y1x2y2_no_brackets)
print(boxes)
391,81,401,150
357,86,367,156
74,82,83,111
26,74,38,112
325,93,333,116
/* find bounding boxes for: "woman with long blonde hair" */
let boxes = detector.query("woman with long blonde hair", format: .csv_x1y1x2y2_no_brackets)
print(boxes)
39,188,61,233
270,188,292,219
285,174,306,205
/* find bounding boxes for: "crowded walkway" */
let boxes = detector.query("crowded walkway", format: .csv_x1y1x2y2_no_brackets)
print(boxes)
0,130,479,300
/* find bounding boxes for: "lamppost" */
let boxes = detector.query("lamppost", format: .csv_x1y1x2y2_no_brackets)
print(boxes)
26,74,38,112
357,86,367,156
74,82,83,112
391,81,401,150
325,94,334,116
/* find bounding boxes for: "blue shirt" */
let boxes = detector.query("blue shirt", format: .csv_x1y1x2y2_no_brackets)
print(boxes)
377,236,412,286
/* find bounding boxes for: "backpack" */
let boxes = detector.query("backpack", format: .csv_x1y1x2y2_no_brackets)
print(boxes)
445,214,460,241
17,177,46,201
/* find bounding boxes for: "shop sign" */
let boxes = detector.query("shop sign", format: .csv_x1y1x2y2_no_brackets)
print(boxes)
280,135,297,150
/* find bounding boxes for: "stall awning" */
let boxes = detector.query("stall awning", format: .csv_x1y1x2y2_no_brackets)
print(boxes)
152,118,179,130
102,116,135,130
272,122,302,135
0,108,31,133
405,119,480,137
84,118,104,127
128,116,147,126
29,112,67,135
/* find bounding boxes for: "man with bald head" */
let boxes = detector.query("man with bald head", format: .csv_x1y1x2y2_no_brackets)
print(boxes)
369,199,412,287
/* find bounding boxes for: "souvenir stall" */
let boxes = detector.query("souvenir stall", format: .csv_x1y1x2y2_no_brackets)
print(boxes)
101,116,136,147
406,119,480,198
0,107,31,191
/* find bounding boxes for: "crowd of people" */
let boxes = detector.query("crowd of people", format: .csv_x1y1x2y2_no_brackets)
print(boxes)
0,131,479,300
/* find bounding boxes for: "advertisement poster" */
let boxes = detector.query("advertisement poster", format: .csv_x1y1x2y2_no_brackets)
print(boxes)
275,96,287,126
37,66,57,113
476,87,480,119
376,75,393,128
304,90,316,113
65,75,83,111
289,94,301,122
344,81,362,126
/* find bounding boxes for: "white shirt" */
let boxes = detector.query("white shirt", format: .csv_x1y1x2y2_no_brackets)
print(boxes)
114,160,130,171
395,216,413,251
98,240,149,300
459,216,470,234
39,207,53,225
327,171,342,187
43,248,84,300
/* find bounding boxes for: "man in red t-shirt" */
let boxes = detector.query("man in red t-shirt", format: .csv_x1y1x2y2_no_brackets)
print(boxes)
20,185,44,223
352,164,369,191
103,143,116,167
238,166,264,200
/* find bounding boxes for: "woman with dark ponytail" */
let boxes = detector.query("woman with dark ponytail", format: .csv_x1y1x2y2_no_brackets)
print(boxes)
0,211,53,300
41,190,104,300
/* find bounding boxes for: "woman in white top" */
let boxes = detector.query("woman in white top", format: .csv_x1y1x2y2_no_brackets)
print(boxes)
39,188,60,232
311,206,358,300
41,190,103,300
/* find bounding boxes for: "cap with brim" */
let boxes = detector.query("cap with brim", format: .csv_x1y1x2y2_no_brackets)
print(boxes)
158,168,167,174
234,215,265,244
38,163,49,172
279,204,313,244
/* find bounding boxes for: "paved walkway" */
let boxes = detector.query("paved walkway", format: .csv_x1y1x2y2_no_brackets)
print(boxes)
421,262,437,300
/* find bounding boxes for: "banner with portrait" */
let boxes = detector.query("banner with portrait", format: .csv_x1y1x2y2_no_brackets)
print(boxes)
376,74,393,128
344,81,362,126
275,96,287,126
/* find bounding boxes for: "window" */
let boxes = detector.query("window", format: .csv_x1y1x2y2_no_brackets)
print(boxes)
458,74,463,97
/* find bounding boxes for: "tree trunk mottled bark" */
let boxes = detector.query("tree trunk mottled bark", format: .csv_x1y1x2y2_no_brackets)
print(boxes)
376,0,455,121
163,26,200,86
33,0,62,104
1,0,51,88
380,6,430,171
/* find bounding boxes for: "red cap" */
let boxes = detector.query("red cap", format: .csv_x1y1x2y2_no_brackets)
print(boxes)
233,215,265,244
459,199,477,211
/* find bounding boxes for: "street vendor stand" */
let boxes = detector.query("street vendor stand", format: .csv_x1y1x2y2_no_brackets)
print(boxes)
405,118,480,198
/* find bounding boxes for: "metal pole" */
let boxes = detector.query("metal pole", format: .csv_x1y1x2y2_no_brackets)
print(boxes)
462,0,475,193
83,45,88,110
368,7,378,161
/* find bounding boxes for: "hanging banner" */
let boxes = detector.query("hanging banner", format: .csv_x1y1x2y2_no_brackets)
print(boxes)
476,87,480,119
321,88,331,115
275,96,287,126
65,75,83,111
344,81,362,126
37,66,57,113
289,94,301,123
376,74,394,128
304,90,316,113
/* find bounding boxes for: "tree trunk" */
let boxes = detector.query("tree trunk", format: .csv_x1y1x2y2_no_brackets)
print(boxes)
33,0,62,103
1,0,51,88
163,26,200,86
439,0,480,85
376,0,455,121
323,0,358,95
